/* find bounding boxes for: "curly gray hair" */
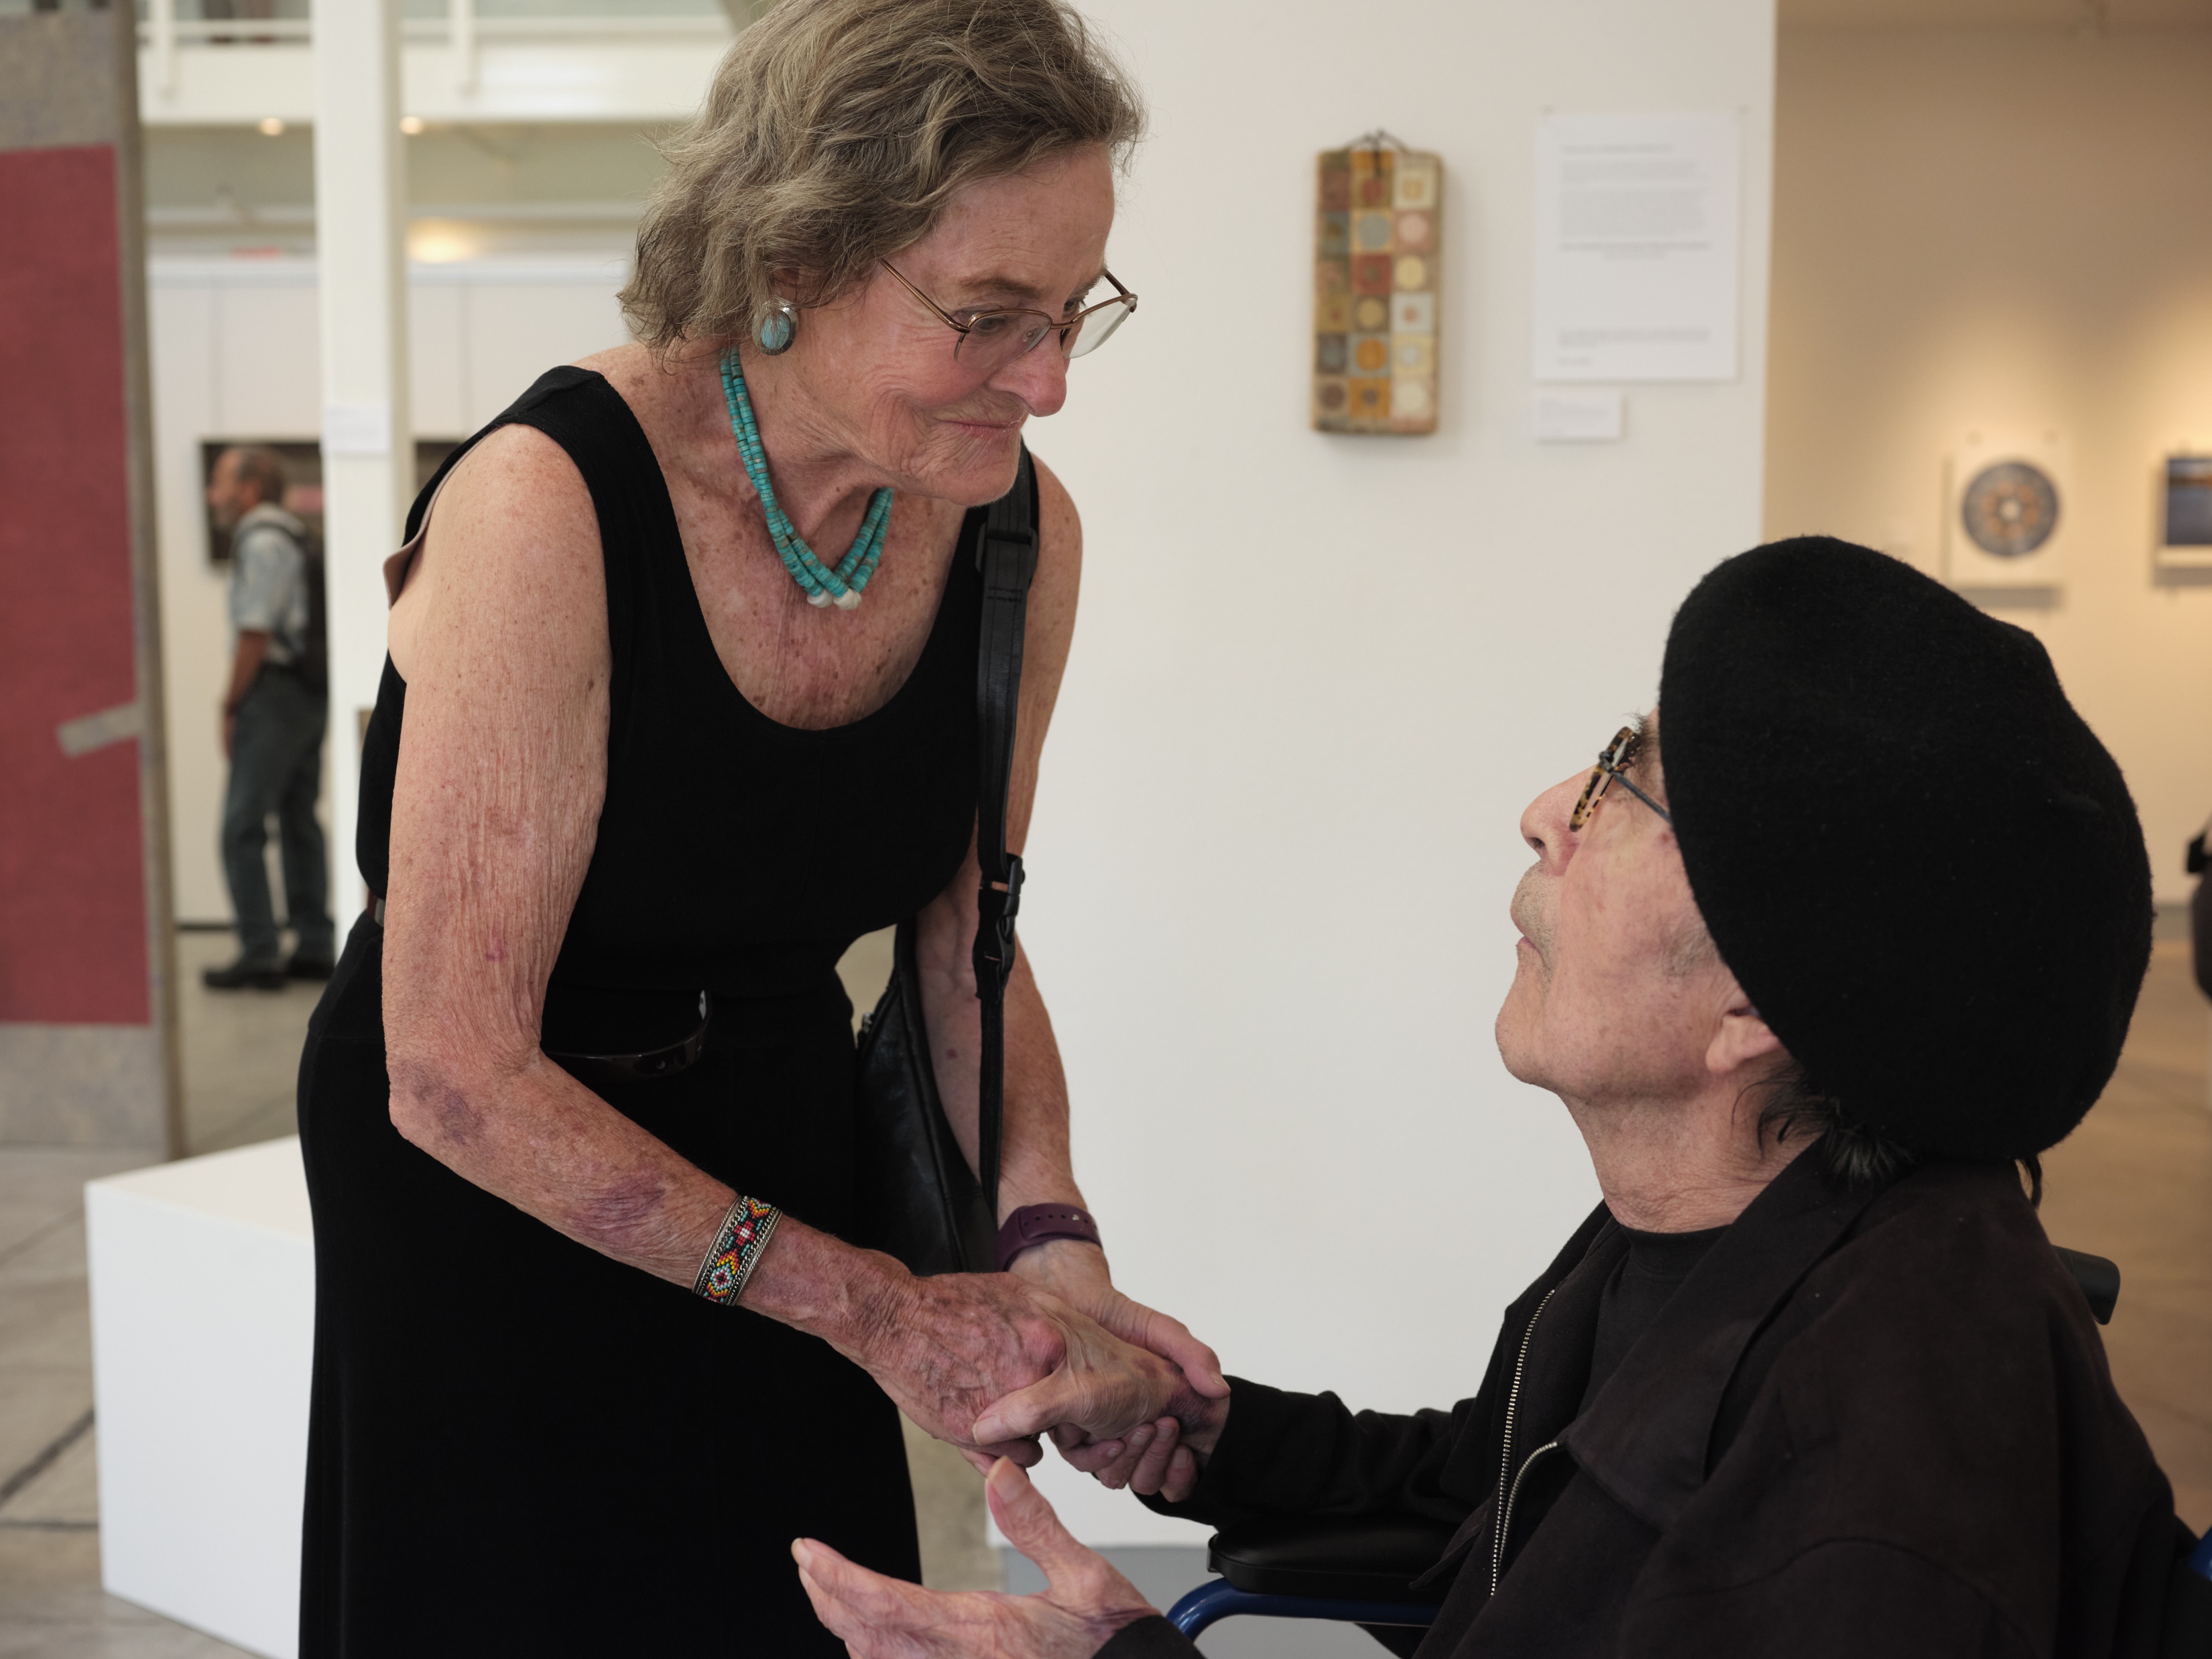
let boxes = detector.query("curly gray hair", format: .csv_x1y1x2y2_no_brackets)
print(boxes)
621,0,1145,355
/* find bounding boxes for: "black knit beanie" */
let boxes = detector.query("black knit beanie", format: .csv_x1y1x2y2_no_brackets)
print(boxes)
1658,537,2151,1162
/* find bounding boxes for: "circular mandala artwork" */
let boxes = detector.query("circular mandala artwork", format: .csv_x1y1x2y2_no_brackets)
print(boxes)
1961,461,2060,559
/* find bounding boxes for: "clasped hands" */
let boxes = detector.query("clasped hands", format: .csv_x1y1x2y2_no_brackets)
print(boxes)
861,1238,1224,1483
811,1240,1228,1657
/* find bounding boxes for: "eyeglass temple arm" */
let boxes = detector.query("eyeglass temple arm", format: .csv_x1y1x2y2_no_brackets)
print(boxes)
1610,770,1672,825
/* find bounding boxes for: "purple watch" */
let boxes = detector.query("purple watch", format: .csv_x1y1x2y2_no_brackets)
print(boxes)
994,1203,1103,1273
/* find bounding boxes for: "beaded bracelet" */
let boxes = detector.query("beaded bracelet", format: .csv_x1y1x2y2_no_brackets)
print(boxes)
693,1195,781,1307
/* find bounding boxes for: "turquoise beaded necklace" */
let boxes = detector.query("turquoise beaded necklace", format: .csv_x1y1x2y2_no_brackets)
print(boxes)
719,346,893,611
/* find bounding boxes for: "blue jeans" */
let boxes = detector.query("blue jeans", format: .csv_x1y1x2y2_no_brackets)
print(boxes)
221,666,333,967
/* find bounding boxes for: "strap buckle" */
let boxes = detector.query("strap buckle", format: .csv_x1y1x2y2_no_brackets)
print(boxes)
973,853,1026,993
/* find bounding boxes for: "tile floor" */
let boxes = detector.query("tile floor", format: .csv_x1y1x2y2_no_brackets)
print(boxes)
2,933,2207,1656
0,1146,250,1657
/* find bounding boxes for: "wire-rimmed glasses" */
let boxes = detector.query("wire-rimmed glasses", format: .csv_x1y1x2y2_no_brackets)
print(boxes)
1570,726,1674,831
881,261,1137,373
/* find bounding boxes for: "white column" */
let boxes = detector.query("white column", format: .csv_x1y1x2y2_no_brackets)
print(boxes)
312,0,412,922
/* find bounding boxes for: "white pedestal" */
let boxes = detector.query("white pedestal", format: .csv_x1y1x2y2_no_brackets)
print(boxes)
86,1136,315,1659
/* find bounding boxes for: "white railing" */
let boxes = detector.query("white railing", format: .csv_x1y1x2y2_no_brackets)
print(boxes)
140,0,731,95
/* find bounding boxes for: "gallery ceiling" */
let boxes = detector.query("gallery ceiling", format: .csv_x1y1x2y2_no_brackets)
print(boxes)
1780,0,2212,27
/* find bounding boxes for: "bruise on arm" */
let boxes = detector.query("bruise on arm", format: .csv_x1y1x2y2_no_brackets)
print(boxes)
379,425,731,1284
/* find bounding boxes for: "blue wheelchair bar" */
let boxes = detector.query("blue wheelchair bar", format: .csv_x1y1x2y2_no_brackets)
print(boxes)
1166,1577,1438,1638
1156,1515,1453,1644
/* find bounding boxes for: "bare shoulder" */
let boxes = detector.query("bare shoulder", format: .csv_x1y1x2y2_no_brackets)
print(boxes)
1032,452,1082,564
577,342,690,440
389,420,605,688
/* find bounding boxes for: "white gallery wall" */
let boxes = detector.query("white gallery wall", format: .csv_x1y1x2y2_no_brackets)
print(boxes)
1012,0,1776,1543
148,257,630,922
1764,23,2212,910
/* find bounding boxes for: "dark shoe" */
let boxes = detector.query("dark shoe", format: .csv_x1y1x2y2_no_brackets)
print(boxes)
286,953,334,982
202,958,288,991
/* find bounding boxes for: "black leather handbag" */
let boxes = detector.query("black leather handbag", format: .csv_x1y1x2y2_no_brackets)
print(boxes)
852,448,1038,1276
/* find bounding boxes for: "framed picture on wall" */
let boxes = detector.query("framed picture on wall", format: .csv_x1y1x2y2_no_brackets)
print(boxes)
2168,457,2212,544
200,438,461,564
1943,429,2069,593
2150,452,2212,576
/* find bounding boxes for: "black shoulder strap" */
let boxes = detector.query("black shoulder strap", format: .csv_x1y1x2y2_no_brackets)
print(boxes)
973,446,1040,1221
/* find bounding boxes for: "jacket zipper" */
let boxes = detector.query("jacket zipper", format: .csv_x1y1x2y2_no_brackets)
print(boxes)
1493,1440,1561,1593
1490,1286,1557,1595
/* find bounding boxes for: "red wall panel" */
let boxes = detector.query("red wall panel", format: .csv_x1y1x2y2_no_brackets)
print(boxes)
0,142,149,1024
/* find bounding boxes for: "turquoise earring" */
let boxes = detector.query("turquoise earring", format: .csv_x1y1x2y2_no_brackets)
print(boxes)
755,300,798,355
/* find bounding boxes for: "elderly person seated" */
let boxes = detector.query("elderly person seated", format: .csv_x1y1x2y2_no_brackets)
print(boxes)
794,537,2189,1658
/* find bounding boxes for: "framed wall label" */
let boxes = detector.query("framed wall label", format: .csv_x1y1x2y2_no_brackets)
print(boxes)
1314,140,1441,435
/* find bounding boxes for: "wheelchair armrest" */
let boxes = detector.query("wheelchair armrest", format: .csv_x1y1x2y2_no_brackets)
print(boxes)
1206,1515,1460,1604
2054,1245,2120,1326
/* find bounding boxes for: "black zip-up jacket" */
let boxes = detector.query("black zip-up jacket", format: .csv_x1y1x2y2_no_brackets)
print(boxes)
1102,1154,2187,1659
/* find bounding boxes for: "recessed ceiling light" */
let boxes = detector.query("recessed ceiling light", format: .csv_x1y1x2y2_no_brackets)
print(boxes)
258,117,284,136
400,115,424,135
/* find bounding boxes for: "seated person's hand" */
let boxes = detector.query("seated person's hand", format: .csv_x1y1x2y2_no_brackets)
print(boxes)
794,1458,1156,1658
1052,1390,1229,1502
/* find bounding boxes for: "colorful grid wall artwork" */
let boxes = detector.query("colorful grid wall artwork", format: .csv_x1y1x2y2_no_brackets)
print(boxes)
1314,146,1441,435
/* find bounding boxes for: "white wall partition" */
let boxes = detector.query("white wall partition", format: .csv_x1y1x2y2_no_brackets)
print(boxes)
312,0,414,936
1011,0,1778,1544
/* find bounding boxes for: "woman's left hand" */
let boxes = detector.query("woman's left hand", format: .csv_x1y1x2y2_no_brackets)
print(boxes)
1009,1241,1227,1403
969,1240,1228,1456
794,1459,1156,1659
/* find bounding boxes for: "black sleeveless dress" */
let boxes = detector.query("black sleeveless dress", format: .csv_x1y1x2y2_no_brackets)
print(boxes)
296,368,989,1654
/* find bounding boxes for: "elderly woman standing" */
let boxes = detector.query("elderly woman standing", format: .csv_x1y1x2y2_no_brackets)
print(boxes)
294,2,1217,1650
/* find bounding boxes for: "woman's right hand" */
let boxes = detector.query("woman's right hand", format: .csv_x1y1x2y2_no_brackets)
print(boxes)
851,1265,1204,1469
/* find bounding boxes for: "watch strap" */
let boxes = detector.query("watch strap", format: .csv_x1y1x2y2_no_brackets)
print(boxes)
995,1203,1102,1273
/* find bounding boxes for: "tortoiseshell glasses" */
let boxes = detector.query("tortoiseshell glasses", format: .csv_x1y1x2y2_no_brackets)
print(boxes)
1569,725,1674,831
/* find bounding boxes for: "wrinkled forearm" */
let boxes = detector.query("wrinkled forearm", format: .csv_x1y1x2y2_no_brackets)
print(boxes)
916,889,1085,1223
385,1042,908,1354
385,1046,733,1286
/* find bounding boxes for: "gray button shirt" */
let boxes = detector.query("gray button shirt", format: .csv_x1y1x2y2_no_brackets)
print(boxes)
228,502,310,666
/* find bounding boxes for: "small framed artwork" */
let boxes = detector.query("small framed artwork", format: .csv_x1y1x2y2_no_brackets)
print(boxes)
1313,139,1441,435
2150,452,2212,576
1943,429,2068,593
2165,455,2212,544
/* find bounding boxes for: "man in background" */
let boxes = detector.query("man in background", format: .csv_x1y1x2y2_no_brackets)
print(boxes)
202,445,334,990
